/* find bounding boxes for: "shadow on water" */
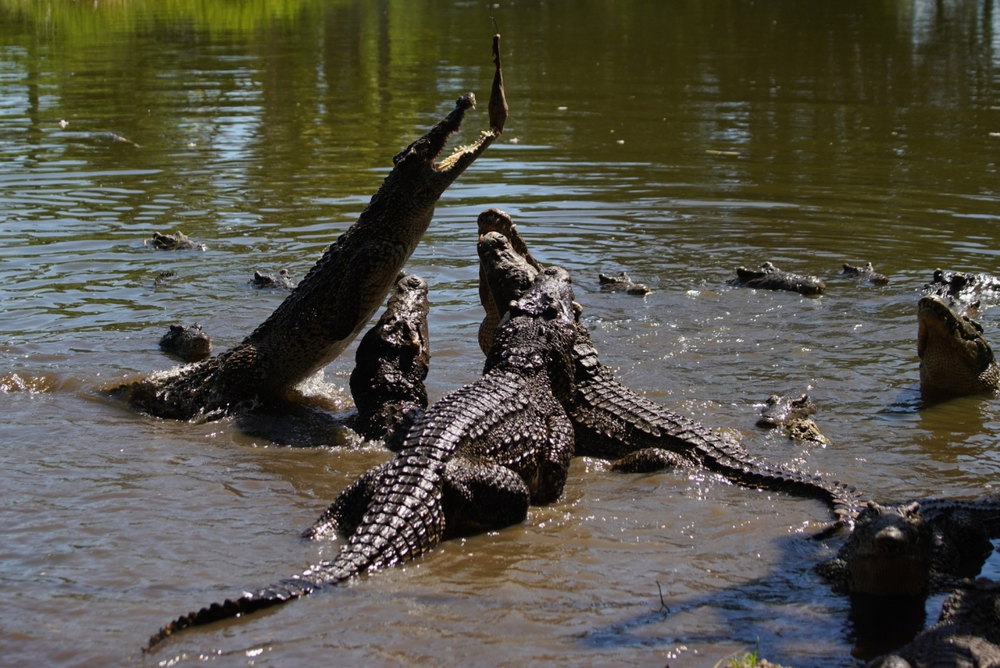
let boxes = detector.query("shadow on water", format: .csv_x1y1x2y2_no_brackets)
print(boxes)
578,531,845,652
578,526,949,665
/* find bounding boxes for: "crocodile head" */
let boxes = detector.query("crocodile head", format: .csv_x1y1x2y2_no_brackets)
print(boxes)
842,501,934,597
384,93,498,204
485,264,579,404
918,295,999,397
479,231,540,318
158,323,212,362
476,212,544,355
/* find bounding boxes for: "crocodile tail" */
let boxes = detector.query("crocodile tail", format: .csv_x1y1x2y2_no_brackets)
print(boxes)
571,326,867,527
688,429,866,527
145,578,315,651
146,460,448,651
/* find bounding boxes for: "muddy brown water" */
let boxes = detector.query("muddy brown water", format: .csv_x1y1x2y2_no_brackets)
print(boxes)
1,1,999,666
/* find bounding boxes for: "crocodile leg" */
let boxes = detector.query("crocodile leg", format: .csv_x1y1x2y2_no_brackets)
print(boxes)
442,459,531,532
533,411,576,505
609,448,696,473
302,463,388,540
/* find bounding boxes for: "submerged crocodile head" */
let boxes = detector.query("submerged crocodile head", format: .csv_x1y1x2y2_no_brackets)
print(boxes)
838,501,934,597
158,323,212,362
756,393,817,429
731,261,826,295
918,295,999,398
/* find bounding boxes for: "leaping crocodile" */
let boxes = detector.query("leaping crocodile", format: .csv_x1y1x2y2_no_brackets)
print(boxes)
476,208,542,355
475,211,864,528
110,91,501,421
145,259,579,650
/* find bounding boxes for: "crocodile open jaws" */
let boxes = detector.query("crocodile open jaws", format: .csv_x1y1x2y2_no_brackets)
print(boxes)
109,93,499,421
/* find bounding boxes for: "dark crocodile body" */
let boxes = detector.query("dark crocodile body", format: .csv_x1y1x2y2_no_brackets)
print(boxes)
729,261,826,295
818,499,1000,597
347,271,430,449
158,323,211,362
598,271,651,295
842,262,890,286
918,295,999,398
146,262,578,650
110,93,499,421
475,213,864,528
567,325,860,525
866,578,1000,668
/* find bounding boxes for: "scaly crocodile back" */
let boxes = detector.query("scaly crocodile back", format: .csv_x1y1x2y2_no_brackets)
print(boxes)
146,402,460,649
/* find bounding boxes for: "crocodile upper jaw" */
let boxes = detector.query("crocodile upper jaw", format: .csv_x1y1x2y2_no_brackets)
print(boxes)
390,93,499,200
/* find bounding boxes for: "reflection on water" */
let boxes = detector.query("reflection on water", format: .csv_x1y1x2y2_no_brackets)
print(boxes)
1,0,999,666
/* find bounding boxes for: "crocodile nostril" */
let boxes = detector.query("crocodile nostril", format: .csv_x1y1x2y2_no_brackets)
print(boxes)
874,526,907,552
